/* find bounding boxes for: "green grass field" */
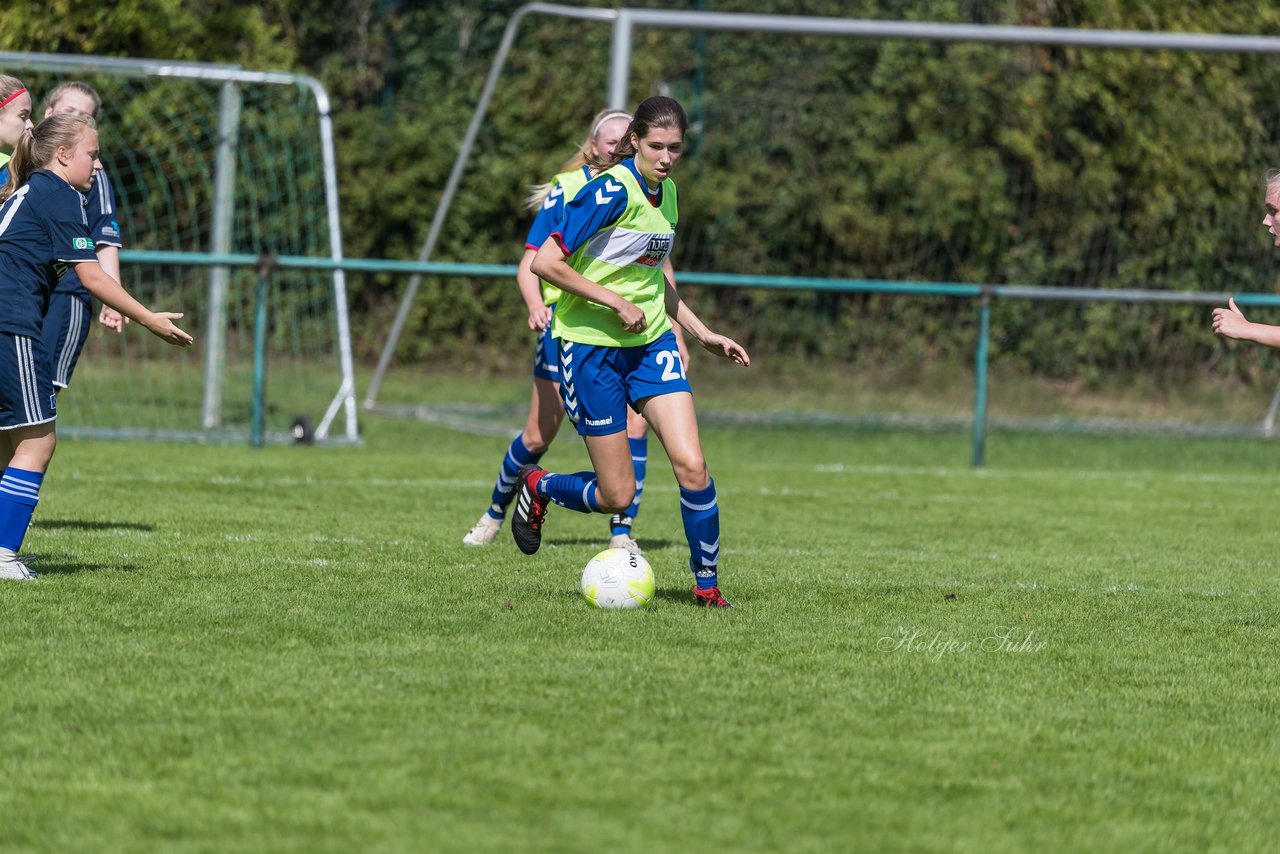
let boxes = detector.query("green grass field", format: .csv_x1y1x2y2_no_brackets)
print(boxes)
3,391,1279,852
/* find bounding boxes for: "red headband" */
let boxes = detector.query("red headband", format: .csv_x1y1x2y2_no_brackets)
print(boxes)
0,88,27,110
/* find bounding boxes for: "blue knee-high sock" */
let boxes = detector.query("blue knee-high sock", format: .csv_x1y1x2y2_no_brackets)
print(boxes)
537,471,601,514
487,433,542,519
0,468,43,552
611,436,648,535
680,479,720,590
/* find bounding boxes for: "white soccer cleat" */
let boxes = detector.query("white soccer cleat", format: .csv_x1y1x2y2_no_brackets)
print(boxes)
463,513,504,546
0,548,39,581
609,533,644,556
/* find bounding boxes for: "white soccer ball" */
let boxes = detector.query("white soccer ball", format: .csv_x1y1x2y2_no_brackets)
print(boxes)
580,548,655,610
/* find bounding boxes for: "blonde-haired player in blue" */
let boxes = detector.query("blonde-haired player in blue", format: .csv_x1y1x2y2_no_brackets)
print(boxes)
511,96,750,608
0,112,192,580
40,82,129,393
464,109,685,553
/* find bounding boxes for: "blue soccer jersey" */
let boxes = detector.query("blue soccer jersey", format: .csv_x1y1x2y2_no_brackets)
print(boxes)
0,169,98,337
551,158,665,256
524,165,591,251
55,169,121,298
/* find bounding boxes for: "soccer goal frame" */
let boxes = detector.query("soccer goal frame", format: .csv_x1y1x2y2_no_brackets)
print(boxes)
363,3,1280,412
0,51,359,444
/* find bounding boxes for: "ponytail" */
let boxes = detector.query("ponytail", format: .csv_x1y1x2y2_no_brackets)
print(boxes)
524,108,633,211
0,131,33,203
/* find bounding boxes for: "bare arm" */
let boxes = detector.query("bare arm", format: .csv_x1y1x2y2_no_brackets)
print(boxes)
1213,297,1280,348
662,263,750,367
94,245,128,332
530,238,647,333
73,260,193,347
662,259,692,367
517,247,553,331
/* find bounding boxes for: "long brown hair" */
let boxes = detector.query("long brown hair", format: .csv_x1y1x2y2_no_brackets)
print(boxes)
588,96,688,173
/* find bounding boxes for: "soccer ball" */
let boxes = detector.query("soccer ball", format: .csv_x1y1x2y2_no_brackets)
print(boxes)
580,548,655,610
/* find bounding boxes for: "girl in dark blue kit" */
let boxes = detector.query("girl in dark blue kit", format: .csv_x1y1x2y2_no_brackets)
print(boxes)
0,112,192,580
40,81,129,390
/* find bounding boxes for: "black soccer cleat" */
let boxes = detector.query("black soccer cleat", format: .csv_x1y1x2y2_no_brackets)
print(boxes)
511,464,549,555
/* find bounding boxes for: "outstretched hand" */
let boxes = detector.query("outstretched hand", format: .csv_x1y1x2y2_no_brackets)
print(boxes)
144,312,194,347
700,332,750,367
1212,297,1251,340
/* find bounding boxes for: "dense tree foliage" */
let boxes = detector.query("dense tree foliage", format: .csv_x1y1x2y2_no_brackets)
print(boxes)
8,1,1280,384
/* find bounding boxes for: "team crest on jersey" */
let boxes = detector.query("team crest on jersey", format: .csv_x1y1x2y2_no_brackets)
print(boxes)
73,237,93,250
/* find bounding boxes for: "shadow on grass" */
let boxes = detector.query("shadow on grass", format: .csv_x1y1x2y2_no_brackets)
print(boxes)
542,535,684,552
35,519,155,532
27,557,141,575
560,586,708,608
653,586,704,606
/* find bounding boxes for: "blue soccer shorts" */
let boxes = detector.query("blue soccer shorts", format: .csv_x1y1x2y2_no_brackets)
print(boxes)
0,332,57,430
558,329,690,437
532,303,559,382
42,293,93,389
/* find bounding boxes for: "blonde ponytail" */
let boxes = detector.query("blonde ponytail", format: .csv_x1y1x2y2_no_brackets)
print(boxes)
524,109,633,211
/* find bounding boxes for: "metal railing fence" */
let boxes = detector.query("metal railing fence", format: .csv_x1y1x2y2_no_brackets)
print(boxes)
122,248,1279,463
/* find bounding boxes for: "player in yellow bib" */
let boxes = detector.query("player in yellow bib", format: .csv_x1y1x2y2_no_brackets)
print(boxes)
463,109,685,554
512,96,750,608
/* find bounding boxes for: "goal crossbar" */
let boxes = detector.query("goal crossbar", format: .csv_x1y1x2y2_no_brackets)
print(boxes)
0,50,359,443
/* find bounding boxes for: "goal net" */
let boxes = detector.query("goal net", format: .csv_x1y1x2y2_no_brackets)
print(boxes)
4,53,357,443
